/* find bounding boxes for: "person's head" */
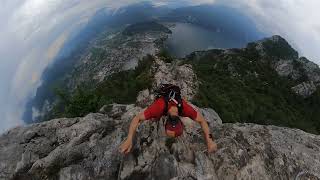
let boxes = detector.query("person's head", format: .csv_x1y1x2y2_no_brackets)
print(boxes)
168,115,180,124
165,114,183,137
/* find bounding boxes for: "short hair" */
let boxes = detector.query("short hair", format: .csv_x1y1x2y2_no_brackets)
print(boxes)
168,115,180,126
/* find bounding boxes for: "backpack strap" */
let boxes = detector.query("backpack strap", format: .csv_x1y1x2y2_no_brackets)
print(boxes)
163,95,169,115
177,95,183,116
162,92,183,116
156,84,183,116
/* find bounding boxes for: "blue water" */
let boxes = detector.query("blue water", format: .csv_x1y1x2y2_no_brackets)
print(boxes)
164,5,266,58
165,23,247,57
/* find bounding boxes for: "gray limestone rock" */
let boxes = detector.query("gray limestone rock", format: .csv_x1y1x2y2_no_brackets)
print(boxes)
152,58,198,101
136,89,154,108
274,60,300,79
292,81,317,98
298,57,320,84
1,105,320,180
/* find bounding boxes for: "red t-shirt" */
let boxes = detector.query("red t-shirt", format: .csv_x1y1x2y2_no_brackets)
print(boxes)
144,97,198,120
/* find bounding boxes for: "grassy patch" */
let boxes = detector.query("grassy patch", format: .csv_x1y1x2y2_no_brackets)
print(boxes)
157,48,174,63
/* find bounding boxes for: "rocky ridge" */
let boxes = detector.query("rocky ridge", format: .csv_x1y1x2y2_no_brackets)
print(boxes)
250,35,320,97
1,57,320,180
189,35,320,98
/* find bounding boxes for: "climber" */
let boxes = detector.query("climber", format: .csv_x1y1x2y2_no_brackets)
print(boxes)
119,84,217,154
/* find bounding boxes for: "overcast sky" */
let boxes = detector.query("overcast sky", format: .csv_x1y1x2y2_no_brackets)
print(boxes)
0,0,319,134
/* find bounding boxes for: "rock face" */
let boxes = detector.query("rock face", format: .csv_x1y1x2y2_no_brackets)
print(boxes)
274,57,320,97
274,59,299,79
1,104,320,180
134,56,199,108
249,35,299,60
152,58,199,101
292,81,317,98
247,35,320,97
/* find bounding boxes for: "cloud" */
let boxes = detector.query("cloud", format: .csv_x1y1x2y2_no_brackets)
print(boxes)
151,0,216,7
0,0,142,134
218,0,320,63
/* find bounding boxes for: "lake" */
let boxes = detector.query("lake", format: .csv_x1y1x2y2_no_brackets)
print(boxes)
165,23,257,58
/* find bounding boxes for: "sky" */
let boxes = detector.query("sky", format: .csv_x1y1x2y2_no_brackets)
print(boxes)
0,0,319,134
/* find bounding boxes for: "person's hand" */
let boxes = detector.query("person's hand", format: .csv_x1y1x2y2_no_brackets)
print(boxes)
207,139,218,153
119,138,132,154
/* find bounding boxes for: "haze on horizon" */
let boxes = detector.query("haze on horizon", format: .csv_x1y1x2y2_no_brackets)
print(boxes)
0,0,319,133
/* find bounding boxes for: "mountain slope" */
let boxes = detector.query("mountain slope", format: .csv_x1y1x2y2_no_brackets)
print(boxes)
30,32,320,135
26,21,172,123
1,57,320,179
186,35,320,134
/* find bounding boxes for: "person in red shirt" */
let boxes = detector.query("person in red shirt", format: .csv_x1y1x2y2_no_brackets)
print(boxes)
119,95,218,154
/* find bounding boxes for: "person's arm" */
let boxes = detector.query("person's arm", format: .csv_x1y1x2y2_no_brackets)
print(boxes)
127,112,145,142
119,98,164,154
181,100,217,153
119,112,145,154
194,112,217,153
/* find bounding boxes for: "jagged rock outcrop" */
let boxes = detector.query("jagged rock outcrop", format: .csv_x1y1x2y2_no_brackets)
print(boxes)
1,103,320,180
246,35,320,97
184,36,320,133
273,57,319,97
274,57,320,97
274,59,300,79
152,57,199,101
249,35,299,60
298,57,320,84
292,81,317,98
134,56,199,108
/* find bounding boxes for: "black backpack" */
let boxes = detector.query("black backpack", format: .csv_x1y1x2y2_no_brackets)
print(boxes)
155,84,183,116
